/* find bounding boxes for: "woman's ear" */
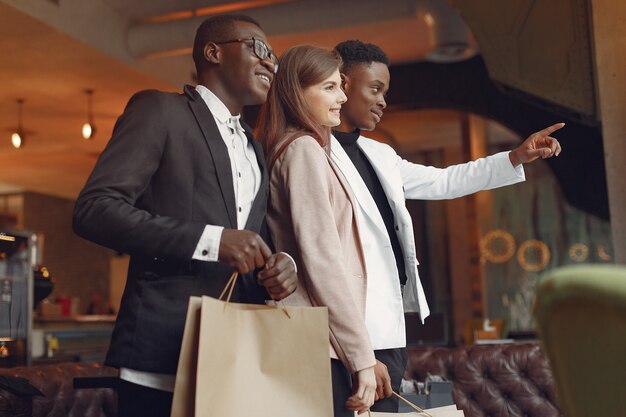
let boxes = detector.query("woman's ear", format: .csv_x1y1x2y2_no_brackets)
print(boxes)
204,43,220,64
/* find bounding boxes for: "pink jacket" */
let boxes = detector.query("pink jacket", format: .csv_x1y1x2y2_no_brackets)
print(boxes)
267,135,376,374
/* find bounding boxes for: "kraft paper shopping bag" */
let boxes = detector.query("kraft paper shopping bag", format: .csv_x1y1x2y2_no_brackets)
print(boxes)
171,273,332,417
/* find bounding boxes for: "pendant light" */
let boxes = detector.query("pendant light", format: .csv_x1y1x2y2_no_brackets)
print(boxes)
10,99,25,149
82,89,96,140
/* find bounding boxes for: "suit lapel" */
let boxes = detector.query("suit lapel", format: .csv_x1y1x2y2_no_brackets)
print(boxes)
357,137,404,204
330,135,388,235
326,151,367,274
185,85,237,228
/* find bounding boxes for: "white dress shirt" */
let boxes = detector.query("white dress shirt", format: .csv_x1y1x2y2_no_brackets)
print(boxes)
191,85,261,261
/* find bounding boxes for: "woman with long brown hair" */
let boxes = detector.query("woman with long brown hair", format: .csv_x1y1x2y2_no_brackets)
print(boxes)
257,45,377,416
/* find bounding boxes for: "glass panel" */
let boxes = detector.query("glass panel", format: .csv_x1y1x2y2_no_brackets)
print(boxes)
479,132,613,332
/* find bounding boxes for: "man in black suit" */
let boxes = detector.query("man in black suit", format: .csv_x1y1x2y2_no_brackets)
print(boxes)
73,15,296,417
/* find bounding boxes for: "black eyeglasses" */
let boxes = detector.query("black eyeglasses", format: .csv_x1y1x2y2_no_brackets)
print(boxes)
214,37,278,73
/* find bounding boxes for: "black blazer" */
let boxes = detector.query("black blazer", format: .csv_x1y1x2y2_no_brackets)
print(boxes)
73,86,269,374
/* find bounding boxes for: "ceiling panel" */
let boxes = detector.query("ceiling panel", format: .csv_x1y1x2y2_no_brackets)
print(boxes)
0,2,172,198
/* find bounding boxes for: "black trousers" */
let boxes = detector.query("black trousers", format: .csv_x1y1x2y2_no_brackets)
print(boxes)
331,359,354,417
371,347,408,412
331,347,408,416
117,379,173,417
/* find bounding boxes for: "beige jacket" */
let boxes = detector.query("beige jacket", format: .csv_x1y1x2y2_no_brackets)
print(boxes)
267,135,376,374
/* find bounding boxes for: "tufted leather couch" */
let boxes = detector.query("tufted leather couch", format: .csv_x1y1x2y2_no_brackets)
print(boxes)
0,362,117,417
405,343,561,417
1,343,560,417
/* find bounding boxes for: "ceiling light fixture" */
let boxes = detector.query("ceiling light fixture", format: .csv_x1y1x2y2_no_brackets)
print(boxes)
82,89,96,140
10,99,25,149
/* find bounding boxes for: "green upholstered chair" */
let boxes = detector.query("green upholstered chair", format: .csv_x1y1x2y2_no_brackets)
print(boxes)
534,264,626,417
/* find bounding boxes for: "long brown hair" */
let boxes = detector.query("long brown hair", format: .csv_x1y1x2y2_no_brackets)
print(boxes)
256,45,343,168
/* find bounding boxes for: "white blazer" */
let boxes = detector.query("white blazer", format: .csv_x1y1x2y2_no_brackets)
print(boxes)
330,134,525,349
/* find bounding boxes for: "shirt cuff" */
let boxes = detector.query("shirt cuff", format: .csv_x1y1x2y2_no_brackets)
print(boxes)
192,225,224,262
280,251,297,273
499,151,526,181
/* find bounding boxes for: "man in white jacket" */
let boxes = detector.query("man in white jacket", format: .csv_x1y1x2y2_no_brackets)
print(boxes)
332,40,563,412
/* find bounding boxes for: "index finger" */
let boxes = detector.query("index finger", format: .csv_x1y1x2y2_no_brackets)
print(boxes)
537,122,565,137
554,139,562,156
263,257,292,278
257,237,272,261
383,378,393,397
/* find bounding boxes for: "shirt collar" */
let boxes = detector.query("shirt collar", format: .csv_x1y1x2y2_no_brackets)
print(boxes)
195,85,240,125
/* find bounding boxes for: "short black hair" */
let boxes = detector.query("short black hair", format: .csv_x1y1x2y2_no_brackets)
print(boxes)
192,14,262,74
334,40,389,75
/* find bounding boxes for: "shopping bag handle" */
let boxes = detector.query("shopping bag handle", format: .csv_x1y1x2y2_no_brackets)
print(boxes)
218,271,291,318
218,271,239,303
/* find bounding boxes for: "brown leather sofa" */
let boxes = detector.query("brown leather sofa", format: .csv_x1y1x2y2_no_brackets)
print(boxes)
0,362,117,417
405,342,561,417
1,343,560,417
